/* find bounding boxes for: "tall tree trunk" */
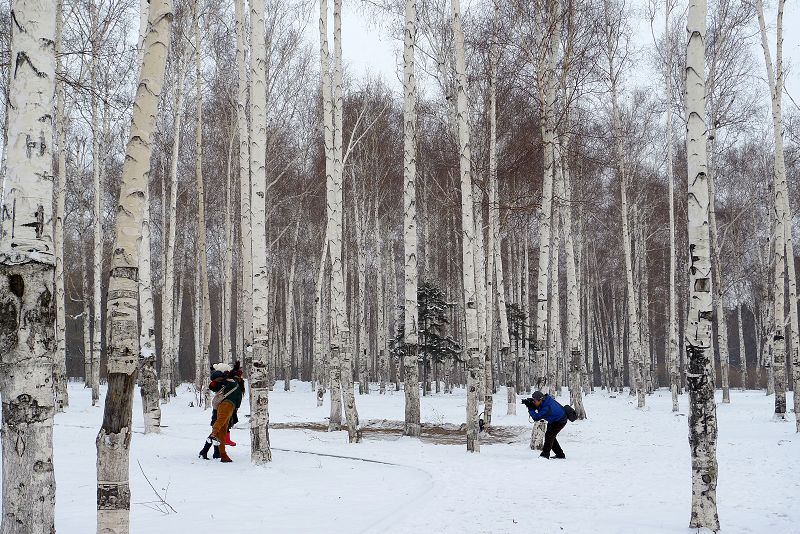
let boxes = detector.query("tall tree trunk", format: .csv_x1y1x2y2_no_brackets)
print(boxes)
54,0,69,412
332,0,360,443
249,0,273,463
375,205,388,395
685,1,720,528
96,1,173,531
161,48,188,401
319,0,342,428
666,0,679,410
560,138,586,419
223,126,235,364
756,0,795,425
314,235,328,406
90,0,103,407
531,0,559,451
738,302,747,390
451,0,480,453
611,61,644,408
402,0,421,437
194,2,211,398
284,219,301,391
488,32,509,424
0,0,58,528
138,179,161,432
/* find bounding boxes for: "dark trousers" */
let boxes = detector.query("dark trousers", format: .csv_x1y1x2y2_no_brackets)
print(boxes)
541,418,567,458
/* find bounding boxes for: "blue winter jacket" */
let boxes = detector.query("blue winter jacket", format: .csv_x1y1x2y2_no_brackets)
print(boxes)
528,394,567,424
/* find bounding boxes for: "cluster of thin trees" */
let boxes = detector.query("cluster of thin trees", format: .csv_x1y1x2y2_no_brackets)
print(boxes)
0,0,798,532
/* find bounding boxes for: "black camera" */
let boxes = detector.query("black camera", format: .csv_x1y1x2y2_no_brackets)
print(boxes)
521,397,536,409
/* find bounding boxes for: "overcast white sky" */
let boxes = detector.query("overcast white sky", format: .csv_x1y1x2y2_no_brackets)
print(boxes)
336,0,800,112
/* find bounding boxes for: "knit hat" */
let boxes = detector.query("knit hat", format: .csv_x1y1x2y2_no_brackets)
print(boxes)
212,363,232,373
531,391,545,401
210,370,225,381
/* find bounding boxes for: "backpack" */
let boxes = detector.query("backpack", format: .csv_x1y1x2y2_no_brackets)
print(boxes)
563,404,578,422
212,381,238,409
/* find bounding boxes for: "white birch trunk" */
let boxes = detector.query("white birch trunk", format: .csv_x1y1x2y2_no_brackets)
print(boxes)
90,0,103,407
160,53,187,401
138,180,161,432
284,220,301,391
473,184,488,399
530,0,559,451
236,0,253,385
319,0,342,429
375,205,388,395
487,37,508,423
451,0,480,452
756,0,794,423
194,5,211,403
402,0,421,437
96,1,173,530
249,0,273,463
559,138,586,419
611,63,644,408
755,0,787,417
330,0,361,443
223,128,234,364
666,0,679,412
54,0,69,412
0,0,57,527
685,1,720,527
314,235,328,406
738,302,747,391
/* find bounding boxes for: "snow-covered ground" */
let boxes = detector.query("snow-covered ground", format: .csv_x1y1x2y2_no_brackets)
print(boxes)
25,382,800,533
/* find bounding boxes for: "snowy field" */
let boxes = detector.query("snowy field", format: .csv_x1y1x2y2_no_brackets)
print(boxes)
24,382,800,533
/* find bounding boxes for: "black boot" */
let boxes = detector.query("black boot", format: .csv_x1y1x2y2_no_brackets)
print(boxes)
199,438,213,460
213,445,221,459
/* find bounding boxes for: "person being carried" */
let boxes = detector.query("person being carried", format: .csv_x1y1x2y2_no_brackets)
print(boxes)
198,361,245,463
523,390,568,460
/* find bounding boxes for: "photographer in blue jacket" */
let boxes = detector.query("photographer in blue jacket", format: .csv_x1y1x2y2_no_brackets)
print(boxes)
523,391,569,459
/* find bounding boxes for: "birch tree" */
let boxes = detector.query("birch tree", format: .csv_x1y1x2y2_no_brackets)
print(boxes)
0,0,57,528
331,0,361,443
96,0,173,530
54,0,69,412
138,179,161,433
403,0,421,438
685,0,720,528
451,0,480,453
755,0,796,424
250,0,273,463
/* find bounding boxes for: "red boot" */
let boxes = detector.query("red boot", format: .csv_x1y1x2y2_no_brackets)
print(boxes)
225,432,236,447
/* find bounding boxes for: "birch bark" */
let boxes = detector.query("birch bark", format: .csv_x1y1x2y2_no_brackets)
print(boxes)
194,4,211,406
402,0,421,437
560,138,586,419
284,219,301,391
332,0,361,443
0,0,57,528
138,179,161,432
161,51,188,400
755,0,789,420
451,0,480,453
90,0,103,406
249,0,273,463
96,0,173,530
738,302,747,390
666,0,679,412
54,0,69,411
685,1,720,528
319,0,342,430
238,0,254,382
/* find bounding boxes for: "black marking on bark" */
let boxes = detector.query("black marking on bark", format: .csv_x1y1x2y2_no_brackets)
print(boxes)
111,266,138,281
10,10,23,33
0,297,19,352
694,277,711,292
14,52,47,79
5,394,51,428
699,310,713,322
97,483,131,510
8,274,24,298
